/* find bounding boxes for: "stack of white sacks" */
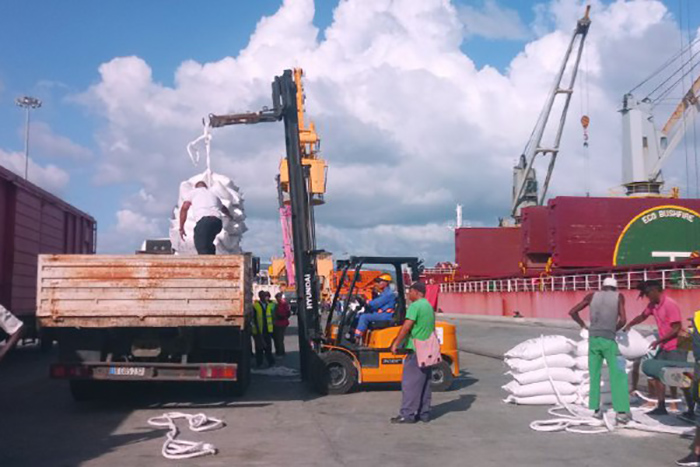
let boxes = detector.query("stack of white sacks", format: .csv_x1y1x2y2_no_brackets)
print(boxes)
169,171,248,255
503,330,651,406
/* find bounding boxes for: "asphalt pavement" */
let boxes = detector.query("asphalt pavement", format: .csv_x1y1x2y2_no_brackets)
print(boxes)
0,317,692,467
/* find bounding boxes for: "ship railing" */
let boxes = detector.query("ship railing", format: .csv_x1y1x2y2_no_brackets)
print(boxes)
439,266,699,294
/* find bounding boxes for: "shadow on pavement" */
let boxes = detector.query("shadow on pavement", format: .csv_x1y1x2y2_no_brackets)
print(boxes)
431,394,477,420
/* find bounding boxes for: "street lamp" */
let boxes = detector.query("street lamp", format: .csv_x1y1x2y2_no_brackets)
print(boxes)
15,96,42,180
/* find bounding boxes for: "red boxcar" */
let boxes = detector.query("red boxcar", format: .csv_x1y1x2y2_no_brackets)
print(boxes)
455,227,522,278
549,196,700,268
0,165,96,337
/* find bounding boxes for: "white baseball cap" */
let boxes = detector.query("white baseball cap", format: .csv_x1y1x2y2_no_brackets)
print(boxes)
603,277,618,288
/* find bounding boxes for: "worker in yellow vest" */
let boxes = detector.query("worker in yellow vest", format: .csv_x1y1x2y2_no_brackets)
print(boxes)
252,291,276,368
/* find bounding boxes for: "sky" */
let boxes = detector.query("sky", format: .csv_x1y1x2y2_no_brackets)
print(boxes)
1,0,700,265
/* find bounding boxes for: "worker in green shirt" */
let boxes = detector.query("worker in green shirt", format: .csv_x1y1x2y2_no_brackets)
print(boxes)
390,282,435,424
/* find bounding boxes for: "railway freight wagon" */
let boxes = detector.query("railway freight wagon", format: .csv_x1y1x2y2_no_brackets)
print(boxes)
0,165,96,341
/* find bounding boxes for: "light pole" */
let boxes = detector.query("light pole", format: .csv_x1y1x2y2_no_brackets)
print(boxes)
15,96,42,180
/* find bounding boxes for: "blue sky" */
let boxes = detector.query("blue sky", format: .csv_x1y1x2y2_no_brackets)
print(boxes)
1,0,700,262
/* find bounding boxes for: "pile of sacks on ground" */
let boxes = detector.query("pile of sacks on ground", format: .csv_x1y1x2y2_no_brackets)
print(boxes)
503,330,653,406
169,171,247,255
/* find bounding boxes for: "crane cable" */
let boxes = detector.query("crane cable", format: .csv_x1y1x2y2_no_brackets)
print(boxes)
686,0,700,197
628,34,700,96
679,0,692,195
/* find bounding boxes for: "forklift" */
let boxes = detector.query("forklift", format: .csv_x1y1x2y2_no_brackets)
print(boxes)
314,255,460,395
208,69,460,395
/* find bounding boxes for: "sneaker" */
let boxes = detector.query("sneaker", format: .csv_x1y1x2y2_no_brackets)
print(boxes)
676,452,700,466
419,415,430,423
592,410,603,420
390,416,417,424
647,406,669,416
615,413,632,425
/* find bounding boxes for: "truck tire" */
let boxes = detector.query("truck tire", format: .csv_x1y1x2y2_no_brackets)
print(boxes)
69,380,98,402
313,351,358,395
430,360,454,392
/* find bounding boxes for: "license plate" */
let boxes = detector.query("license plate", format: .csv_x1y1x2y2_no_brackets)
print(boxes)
109,366,147,377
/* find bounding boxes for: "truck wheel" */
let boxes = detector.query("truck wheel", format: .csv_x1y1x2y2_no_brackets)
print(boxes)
314,351,358,395
430,360,454,392
69,380,98,402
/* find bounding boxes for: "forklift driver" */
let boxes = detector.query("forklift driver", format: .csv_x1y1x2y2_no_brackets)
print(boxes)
354,274,397,344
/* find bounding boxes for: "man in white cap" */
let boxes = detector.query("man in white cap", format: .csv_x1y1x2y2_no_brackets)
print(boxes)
569,277,631,424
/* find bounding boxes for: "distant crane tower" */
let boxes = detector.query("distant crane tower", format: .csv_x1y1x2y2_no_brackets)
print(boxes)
621,60,700,196
511,6,591,220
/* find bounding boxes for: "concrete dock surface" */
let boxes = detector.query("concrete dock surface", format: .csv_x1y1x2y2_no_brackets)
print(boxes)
0,316,692,467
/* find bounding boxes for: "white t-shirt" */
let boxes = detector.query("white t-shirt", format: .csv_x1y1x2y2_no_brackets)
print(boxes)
186,187,223,222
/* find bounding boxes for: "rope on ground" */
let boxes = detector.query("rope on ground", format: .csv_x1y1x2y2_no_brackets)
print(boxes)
528,335,694,436
147,412,224,460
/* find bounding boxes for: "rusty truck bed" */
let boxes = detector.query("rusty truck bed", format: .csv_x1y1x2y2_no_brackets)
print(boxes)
36,254,251,328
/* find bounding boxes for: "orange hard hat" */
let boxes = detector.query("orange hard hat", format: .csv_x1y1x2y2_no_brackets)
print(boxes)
376,273,392,283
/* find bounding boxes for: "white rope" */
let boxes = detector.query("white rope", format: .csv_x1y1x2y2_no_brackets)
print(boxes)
527,335,694,436
147,412,224,460
187,120,212,171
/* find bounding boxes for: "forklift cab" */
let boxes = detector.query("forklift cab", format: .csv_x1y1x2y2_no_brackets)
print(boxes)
312,256,460,395
327,256,417,347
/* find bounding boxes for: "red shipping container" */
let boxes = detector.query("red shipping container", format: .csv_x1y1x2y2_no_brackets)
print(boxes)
521,206,550,255
455,227,522,278
549,196,700,268
0,165,96,336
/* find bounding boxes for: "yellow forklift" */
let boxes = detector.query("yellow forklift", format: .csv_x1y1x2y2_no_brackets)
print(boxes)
312,256,460,395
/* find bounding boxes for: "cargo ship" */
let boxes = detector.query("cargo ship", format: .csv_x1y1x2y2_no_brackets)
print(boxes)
431,8,700,321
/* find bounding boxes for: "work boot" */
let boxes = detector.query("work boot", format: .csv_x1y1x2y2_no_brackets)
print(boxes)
390,416,417,424
676,452,700,466
647,406,669,416
616,413,632,425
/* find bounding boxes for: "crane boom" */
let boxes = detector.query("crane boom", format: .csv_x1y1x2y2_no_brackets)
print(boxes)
511,6,591,220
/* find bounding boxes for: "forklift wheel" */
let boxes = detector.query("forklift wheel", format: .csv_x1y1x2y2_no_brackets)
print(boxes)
430,360,454,392
316,351,358,395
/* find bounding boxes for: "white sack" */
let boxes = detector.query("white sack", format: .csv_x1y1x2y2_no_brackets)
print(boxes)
616,329,654,360
505,335,575,360
575,355,589,370
505,394,578,406
503,380,578,397
578,379,612,396
169,171,248,255
575,340,588,357
505,354,576,373
509,367,584,385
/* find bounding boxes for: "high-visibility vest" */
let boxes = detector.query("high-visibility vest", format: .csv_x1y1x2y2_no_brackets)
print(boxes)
252,301,275,335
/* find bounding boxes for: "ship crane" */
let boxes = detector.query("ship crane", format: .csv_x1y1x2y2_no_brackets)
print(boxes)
511,6,591,220
621,71,700,196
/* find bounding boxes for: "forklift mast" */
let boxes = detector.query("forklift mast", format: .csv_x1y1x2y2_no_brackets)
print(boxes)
209,70,322,380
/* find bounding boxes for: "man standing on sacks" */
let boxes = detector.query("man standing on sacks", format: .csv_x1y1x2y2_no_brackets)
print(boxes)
569,277,632,424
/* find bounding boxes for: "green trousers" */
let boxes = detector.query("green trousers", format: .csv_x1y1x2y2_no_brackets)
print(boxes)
589,337,630,413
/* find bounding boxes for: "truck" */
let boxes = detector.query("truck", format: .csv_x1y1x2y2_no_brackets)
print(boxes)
0,164,96,345
36,254,253,400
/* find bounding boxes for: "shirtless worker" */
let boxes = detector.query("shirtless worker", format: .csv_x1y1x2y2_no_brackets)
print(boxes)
179,181,232,254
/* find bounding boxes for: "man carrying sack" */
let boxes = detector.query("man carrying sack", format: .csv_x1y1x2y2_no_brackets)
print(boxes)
390,282,439,424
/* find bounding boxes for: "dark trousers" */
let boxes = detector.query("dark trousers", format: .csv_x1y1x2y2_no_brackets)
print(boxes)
273,326,287,356
400,353,432,420
194,216,223,255
253,332,275,367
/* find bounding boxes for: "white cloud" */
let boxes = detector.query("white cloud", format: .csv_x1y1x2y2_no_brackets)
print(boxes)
98,209,165,254
0,148,70,193
30,121,92,160
458,0,530,40
77,0,695,263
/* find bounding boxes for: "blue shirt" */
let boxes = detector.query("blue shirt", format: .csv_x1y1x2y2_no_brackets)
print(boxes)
368,287,396,313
